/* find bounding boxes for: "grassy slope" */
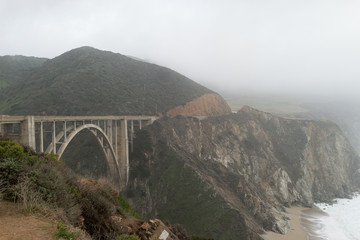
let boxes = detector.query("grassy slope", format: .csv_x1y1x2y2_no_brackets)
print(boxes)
0,55,47,90
0,47,213,115
0,140,142,240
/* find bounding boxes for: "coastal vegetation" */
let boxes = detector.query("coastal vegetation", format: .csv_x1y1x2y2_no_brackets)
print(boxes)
0,47,213,115
0,139,214,240
0,140,140,239
0,55,47,90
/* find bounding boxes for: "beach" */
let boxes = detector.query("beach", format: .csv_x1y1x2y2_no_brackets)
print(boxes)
262,206,328,240
262,206,308,240
262,194,360,240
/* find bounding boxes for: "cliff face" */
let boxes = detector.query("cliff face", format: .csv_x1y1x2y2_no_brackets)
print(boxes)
126,106,360,240
166,93,232,117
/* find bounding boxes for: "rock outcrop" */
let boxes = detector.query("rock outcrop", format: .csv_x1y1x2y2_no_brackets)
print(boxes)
126,106,360,240
166,93,231,117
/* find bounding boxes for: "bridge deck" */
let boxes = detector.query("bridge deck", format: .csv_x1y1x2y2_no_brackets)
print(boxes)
0,115,157,123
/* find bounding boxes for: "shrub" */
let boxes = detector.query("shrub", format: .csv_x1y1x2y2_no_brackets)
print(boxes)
0,158,23,185
115,234,139,240
14,175,43,213
70,185,82,199
54,221,76,240
0,140,25,159
117,196,140,219
0,158,23,200
76,182,121,239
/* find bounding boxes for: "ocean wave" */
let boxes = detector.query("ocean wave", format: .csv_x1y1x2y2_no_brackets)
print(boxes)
315,193,360,240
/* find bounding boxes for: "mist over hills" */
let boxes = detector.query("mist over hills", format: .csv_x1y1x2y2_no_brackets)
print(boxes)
0,55,47,90
0,46,229,116
224,92,360,155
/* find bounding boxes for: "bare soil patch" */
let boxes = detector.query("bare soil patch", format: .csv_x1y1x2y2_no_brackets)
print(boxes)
0,201,56,240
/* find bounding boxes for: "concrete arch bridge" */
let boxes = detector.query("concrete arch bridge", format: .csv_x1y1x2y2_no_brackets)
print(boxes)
0,115,157,187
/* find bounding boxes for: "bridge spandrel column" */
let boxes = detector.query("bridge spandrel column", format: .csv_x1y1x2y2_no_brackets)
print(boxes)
107,120,112,145
116,119,129,185
40,121,44,152
111,120,117,154
20,116,36,150
130,120,134,153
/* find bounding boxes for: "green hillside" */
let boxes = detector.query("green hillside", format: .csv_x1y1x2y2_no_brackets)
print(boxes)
0,47,213,115
0,55,47,90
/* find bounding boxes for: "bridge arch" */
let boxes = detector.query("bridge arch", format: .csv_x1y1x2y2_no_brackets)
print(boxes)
56,124,122,183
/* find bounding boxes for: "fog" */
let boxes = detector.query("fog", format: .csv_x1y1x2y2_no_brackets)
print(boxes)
1,0,360,100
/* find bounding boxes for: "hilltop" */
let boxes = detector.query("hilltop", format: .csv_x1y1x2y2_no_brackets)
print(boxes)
0,47,230,116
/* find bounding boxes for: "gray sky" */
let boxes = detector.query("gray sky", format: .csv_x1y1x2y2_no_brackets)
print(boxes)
1,0,360,99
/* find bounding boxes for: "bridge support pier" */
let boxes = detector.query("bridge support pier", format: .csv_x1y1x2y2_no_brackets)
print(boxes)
0,123,4,137
20,116,36,150
118,119,129,185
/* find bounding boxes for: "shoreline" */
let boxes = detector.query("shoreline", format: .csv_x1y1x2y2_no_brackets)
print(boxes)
301,205,328,240
261,206,327,240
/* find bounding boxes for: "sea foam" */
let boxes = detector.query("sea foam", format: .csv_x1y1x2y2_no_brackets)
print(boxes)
315,193,360,240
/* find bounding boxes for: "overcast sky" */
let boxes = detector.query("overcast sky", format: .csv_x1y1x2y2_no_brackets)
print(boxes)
1,0,360,99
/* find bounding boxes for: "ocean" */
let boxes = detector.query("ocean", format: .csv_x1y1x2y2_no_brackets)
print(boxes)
310,193,360,240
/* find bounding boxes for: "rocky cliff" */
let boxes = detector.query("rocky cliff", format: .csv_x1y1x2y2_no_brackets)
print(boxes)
125,106,360,240
166,93,231,117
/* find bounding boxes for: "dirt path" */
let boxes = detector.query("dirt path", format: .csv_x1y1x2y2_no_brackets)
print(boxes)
0,201,57,240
